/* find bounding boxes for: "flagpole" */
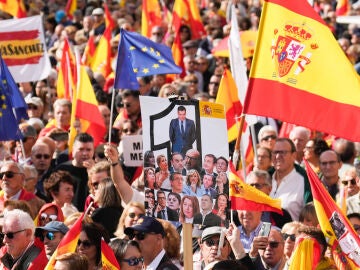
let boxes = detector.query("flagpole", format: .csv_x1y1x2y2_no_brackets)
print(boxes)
233,114,245,171
108,88,115,144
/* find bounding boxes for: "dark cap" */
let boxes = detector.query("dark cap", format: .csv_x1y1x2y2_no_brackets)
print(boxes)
36,221,69,235
183,39,199,49
124,216,165,237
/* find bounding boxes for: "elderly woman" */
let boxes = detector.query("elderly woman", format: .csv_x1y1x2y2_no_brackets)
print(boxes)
109,239,143,270
281,221,302,261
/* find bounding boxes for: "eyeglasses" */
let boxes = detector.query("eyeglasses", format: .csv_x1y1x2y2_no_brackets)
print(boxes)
121,257,144,266
152,32,162,36
261,135,277,141
35,154,51,160
203,238,220,246
0,171,23,179
272,150,291,156
130,231,148,241
282,233,296,242
157,196,166,200
342,178,357,186
128,212,143,219
40,213,58,222
0,229,26,239
320,160,338,166
45,232,55,240
267,241,280,248
249,183,268,189
185,155,198,161
27,104,38,110
77,239,93,248
123,128,136,134
122,102,131,108
92,182,99,189
146,195,154,200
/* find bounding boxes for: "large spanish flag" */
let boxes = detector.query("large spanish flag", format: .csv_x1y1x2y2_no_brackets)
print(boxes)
229,162,282,214
45,213,84,269
141,0,162,38
304,160,360,269
0,0,26,18
243,0,360,142
101,239,121,269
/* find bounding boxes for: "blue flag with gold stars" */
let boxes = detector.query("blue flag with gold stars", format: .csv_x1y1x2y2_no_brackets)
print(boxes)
0,53,27,140
114,29,182,89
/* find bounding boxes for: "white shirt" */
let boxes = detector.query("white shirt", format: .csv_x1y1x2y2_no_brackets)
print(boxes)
146,249,166,270
270,168,305,221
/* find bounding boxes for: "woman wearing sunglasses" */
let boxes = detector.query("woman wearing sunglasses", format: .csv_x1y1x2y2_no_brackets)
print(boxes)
76,221,110,270
115,202,145,239
109,238,143,270
280,221,302,262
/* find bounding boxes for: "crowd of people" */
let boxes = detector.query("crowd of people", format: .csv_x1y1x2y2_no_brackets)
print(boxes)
0,0,360,269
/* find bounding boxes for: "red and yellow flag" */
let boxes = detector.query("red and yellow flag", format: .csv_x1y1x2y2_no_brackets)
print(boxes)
65,0,77,19
288,237,322,270
229,162,283,214
243,0,360,142
336,0,350,16
141,0,162,38
57,38,76,99
304,160,360,269
0,0,26,18
91,4,113,78
101,239,121,269
81,35,96,66
170,33,185,79
172,0,205,39
45,213,84,269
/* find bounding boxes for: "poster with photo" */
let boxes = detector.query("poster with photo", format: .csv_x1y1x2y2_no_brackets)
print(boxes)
140,96,229,228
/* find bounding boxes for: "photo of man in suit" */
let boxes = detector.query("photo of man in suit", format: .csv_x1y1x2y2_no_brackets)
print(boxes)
194,194,221,228
154,190,179,222
169,105,196,156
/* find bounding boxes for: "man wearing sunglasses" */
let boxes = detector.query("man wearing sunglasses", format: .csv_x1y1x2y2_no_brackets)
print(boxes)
124,216,179,270
0,209,48,269
344,167,360,215
36,221,69,259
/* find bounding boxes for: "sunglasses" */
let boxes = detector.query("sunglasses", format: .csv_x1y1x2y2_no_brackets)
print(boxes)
342,179,357,186
27,105,38,110
267,241,280,248
40,213,57,222
282,233,296,242
121,257,144,266
261,135,277,141
249,183,268,189
35,154,51,160
128,212,142,219
130,231,148,241
203,238,220,246
123,128,136,134
77,239,93,248
45,232,55,240
209,82,219,86
0,171,23,179
0,229,26,239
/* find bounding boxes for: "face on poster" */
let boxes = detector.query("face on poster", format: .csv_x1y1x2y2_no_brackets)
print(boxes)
140,96,230,228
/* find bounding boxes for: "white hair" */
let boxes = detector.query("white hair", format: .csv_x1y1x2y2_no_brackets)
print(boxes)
258,125,278,142
4,209,35,236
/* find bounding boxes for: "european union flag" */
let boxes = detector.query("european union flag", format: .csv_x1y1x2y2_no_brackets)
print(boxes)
114,29,182,90
0,54,28,140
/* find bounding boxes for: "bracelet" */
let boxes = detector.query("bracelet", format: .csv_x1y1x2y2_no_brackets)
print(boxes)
111,162,119,167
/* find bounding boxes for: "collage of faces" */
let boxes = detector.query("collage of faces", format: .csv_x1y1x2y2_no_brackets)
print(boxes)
143,149,230,228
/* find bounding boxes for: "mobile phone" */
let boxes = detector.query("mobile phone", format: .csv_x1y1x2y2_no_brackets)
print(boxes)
259,222,271,237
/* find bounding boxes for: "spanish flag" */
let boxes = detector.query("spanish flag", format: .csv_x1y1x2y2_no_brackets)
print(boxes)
57,38,76,100
65,0,76,19
243,0,360,142
81,35,96,66
172,0,205,39
229,162,282,214
336,0,350,16
288,237,322,270
304,160,360,269
0,0,26,18
101,239,121,269
141,0,162,38
45,213,84,269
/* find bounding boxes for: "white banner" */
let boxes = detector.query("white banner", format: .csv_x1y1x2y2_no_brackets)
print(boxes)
122,135,143,167
0,15,51,82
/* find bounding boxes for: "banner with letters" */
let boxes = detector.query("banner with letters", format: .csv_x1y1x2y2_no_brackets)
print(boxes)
0,15,51,82
141,96,229,228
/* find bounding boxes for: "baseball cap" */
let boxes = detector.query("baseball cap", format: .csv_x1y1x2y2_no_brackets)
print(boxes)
25,96,43,108
55,10,66,23
201,226,222,242
124,216,165,237
92,8,104,16
36,221,69,235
